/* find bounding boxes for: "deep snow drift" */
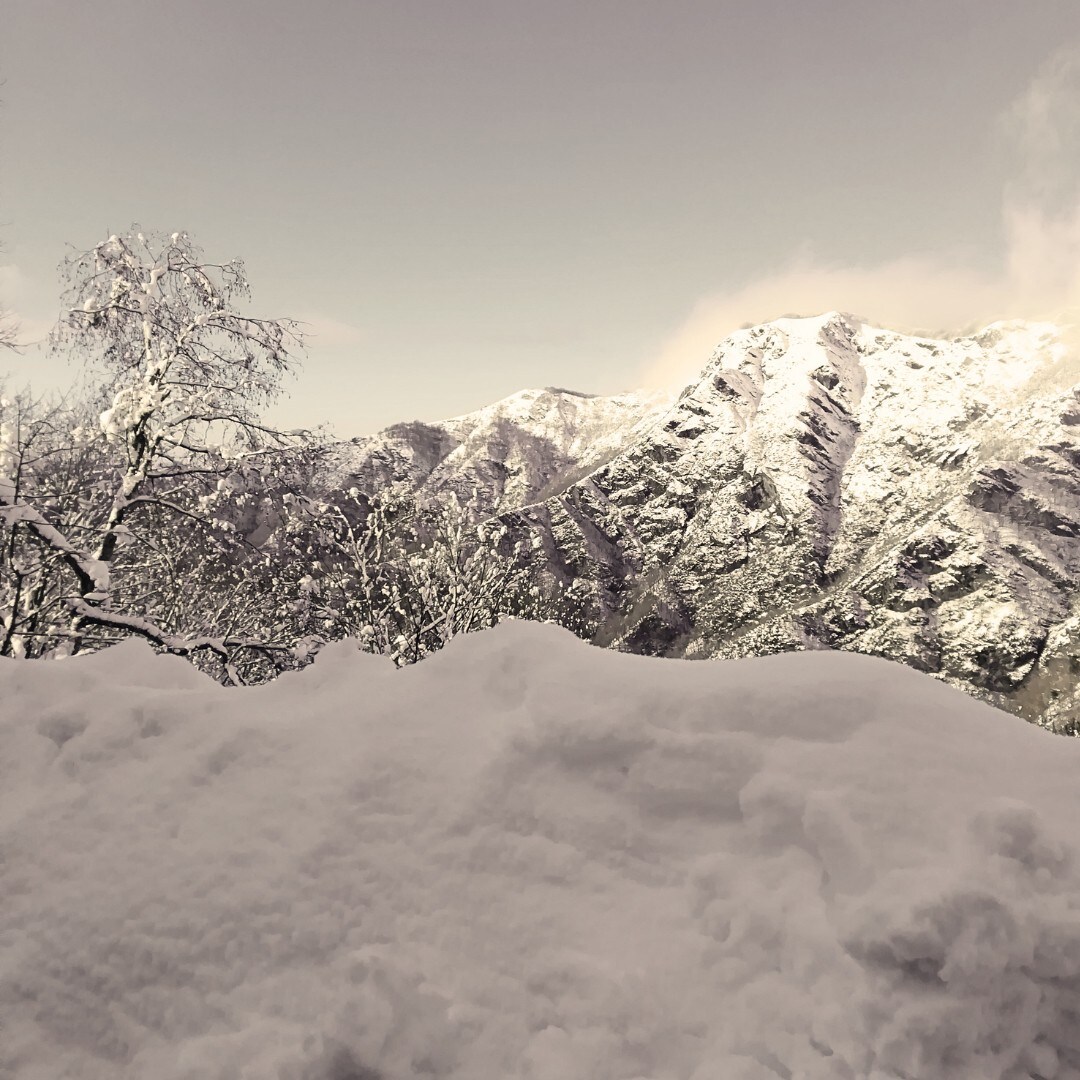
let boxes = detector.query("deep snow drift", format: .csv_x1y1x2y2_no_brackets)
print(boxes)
2,623,1080,1080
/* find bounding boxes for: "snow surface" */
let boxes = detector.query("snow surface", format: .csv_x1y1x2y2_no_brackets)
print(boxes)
2,622,1080,1080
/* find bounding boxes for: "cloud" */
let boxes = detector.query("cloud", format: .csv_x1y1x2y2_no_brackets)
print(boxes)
640,43,1080,391
0,275,368,353
294,311,366,348
640,256,1012,389
1002,199,1080,317
1004,42,1080,213
999,41,1080,337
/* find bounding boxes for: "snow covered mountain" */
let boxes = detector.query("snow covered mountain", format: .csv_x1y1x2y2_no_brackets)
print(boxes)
323,385,672,514
335,313,1080,731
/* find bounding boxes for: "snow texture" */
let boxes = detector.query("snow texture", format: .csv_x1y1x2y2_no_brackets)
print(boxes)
2,622,1080,1079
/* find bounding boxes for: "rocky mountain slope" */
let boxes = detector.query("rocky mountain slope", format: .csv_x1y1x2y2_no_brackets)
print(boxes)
336,313,1080,732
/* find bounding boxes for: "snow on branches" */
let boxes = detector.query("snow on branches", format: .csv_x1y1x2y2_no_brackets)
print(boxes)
52,226,305,564
56,227,301,458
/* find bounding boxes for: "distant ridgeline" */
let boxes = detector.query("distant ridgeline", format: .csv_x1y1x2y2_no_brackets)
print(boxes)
326,313,1080,734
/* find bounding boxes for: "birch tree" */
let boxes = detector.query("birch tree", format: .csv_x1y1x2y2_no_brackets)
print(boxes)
0,226,307,669
55,226,301,561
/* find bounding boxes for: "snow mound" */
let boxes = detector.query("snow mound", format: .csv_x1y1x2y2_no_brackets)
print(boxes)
2,623,1079,1079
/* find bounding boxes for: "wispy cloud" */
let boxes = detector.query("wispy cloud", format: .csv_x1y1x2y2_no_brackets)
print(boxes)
1004,42,1080,214
294,312,366,348
0,272,369,353
641,43,1080,390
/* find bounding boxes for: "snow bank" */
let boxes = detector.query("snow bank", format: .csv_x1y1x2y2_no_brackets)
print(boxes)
2,623,1080,1080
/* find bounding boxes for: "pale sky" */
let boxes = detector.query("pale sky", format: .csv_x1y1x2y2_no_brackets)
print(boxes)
3,0,1080,437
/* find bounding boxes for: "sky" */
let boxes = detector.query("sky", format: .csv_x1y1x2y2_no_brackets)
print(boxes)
4,620,1080,1078
2,0,1080,437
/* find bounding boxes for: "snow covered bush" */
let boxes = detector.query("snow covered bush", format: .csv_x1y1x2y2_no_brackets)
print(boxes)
276,484,553,667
